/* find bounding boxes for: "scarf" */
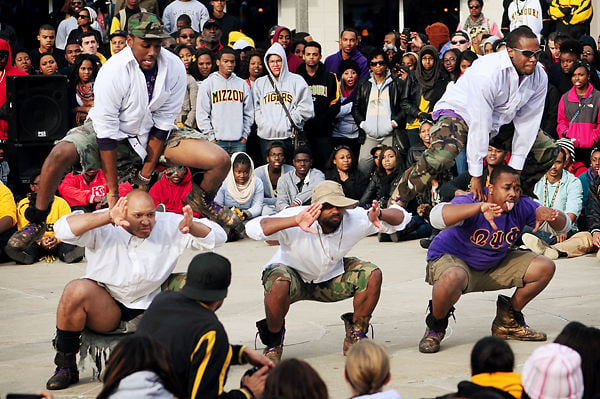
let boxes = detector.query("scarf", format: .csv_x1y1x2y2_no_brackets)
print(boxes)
225,152,256,204
416,45,442,101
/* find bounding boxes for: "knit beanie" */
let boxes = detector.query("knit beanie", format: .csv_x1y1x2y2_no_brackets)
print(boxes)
339,59,360,76
426,22,450,51
556,138,576,162
579,34,597,51
521,343,584,399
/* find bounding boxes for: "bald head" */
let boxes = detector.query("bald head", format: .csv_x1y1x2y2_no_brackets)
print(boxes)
125,190,156,238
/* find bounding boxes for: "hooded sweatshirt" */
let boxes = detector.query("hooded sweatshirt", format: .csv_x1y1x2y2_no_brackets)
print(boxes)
0,39,28,139
196,70,254,141
149,168,201,217
108,371,174,399
360,72,395,139
252,43,314,140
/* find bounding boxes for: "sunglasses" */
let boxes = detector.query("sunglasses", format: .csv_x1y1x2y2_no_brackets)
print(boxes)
451,39,468,45
511,47,543,59
71,1,82,4
582,51,594,56
334,144,352,152
78,14,89,18
180,34,195,38
468,4,481,9
370,61,386,67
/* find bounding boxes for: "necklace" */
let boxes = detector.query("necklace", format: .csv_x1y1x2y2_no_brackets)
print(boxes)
317,220,343,262
543,176,561,207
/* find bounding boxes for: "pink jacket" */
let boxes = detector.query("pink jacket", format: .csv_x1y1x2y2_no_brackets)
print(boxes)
557,83,600,148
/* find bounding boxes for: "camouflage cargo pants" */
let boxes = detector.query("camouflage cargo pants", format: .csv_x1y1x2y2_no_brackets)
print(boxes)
390,117,558,204
262,257,379,303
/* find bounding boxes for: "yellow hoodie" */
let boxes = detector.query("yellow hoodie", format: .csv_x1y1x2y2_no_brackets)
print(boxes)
471,372,523,399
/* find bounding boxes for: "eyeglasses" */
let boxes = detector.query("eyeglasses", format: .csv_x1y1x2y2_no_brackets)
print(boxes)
443,57,457,63
370,61,386,66
451,39,468,45
511,47,544,59
78,14,89,18
582,51,594,56
468,4,481,9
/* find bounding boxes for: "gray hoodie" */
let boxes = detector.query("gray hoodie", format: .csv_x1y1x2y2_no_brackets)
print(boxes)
252,43,314,140
196,71,254,141
359,73,395,139
108,371,174,399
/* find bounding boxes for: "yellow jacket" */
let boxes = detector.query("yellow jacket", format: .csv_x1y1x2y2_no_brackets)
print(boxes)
549,0,593,25
17,195,71,239
0,183,17,227
471,372,523,399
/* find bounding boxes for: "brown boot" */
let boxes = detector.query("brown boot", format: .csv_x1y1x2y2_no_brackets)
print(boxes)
491,294,546,341
418,300,455,354
46,351,79,390
186,179,245,233
256,319,285,364
553,232,594,258
341,312,370,355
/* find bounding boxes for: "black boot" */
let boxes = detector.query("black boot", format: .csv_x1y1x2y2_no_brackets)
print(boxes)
418,300,455,353
46,351,79,390
256,319,285,364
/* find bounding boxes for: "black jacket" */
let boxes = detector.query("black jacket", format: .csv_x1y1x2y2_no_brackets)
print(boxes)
297,62,340,137
325,168,369,200
351,74,409,139
587,172,600,231
137,292,248,399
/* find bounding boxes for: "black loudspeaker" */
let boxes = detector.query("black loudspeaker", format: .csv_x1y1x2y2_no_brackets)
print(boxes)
6,75,69,145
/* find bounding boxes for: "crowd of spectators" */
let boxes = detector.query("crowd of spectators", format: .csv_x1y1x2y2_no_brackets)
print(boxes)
1,0,600,398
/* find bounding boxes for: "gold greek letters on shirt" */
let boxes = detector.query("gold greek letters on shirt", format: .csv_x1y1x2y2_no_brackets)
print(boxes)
211,89,245,104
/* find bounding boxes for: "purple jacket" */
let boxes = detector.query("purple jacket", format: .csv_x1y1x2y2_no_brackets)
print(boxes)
324,48,369,79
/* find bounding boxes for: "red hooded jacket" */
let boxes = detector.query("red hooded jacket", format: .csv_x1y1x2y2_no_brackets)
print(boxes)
149,168,201,217
271,26,302,73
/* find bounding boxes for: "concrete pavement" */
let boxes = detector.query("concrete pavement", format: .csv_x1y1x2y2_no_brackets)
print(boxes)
1,236,599,398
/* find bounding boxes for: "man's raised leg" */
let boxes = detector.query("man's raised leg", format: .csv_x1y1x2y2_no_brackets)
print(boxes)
47,278,121,390
8,142,79,250
492,256,554,341
164,138,244,232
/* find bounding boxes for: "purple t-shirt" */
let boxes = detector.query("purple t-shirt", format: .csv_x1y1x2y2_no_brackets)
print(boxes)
427,194,539,271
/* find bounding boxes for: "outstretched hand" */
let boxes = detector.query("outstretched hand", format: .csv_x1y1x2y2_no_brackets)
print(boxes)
295,203,321,234
533,206,558,232
368,200,383,231
480,202,502,230
109,197,130,228
178,205,194,234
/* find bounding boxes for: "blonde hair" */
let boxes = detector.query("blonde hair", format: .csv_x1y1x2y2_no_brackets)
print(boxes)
345,340,390,395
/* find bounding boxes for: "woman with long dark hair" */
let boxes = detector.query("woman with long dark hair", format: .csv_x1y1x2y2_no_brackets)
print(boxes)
68,53,99,126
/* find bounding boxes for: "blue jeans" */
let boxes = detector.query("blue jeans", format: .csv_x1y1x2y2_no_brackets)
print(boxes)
217,140,246,156
455,149,467,175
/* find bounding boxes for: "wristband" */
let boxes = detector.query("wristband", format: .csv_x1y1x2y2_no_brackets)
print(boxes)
136,171,151,184
379,209,383,219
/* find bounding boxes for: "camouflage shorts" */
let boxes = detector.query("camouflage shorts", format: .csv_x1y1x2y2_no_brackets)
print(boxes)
261,257,379,303
391,116,468,203
161,272,187,292
60,120,210,178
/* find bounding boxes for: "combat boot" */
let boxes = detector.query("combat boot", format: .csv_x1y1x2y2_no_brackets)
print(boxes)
46,351,79,390
186,175,245,234
256,319,285,364
491,294,546,341
418,300,455,353
553,232,594,258
341,312,371,355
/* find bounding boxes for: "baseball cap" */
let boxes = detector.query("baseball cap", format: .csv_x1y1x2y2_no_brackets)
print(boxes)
109,30,128,40
311,181,358,208
522,343,583,399
128,12,170,39
203,19,221,30
181,253,232,302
